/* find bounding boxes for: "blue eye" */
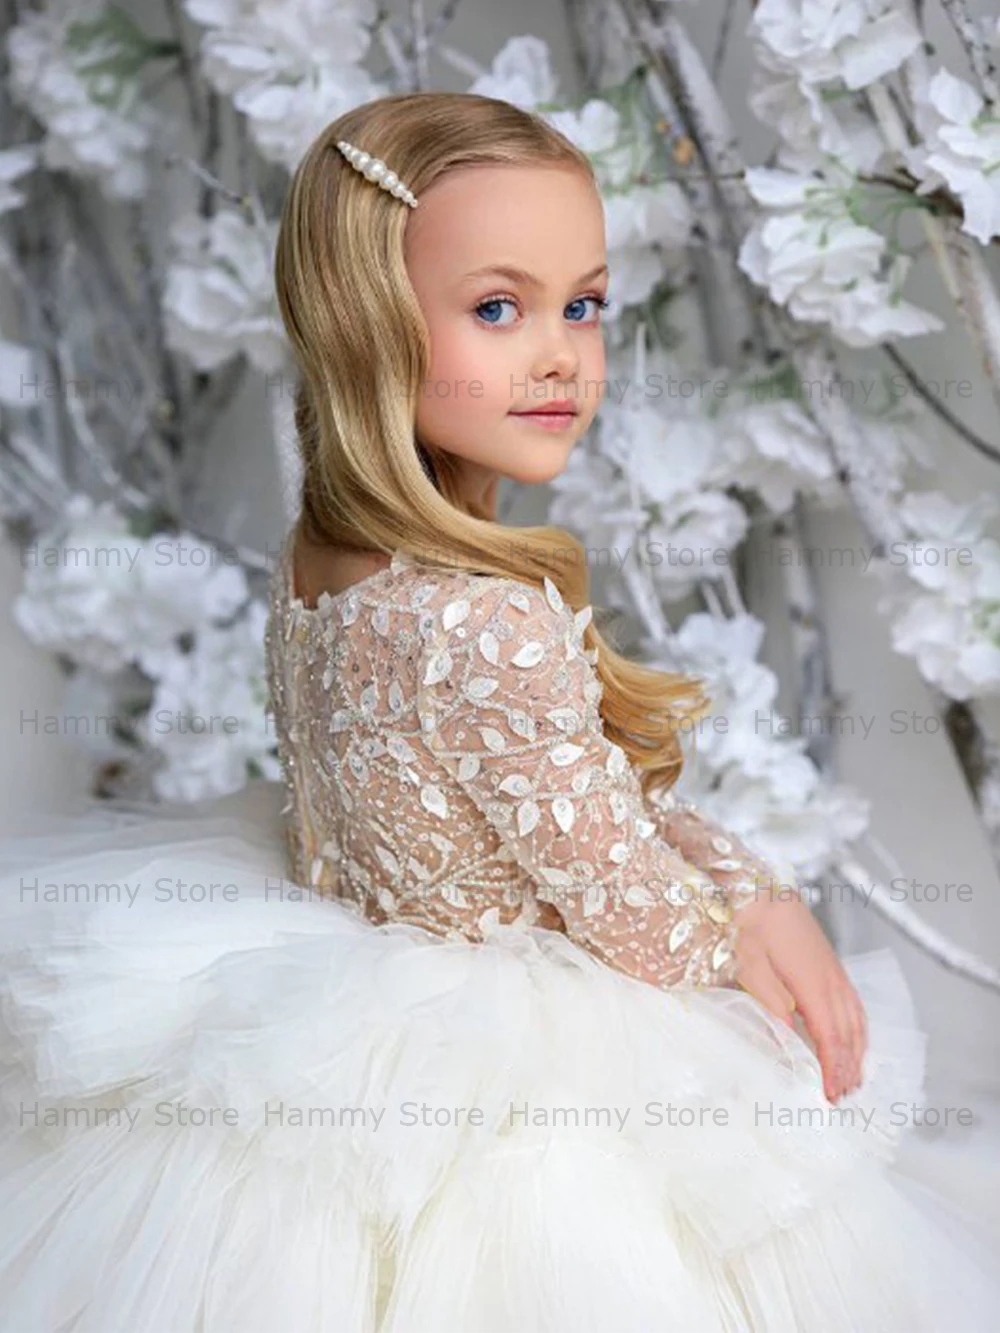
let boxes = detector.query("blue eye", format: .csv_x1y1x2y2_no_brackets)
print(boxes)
566,295,609,322
475,297,517,327
475,293,610,328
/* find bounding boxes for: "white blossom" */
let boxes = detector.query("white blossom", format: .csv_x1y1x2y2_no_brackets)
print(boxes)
130,535,250,678
13,497,250,678
872,491,1000,698
738,167,943,347
750,0,922,92
655,610,870,878
13,497,145,673
603,399,720,499
645,491,749,595
597,400,749,594
749,48,885,173
468,34,558,109
545,99,635,187
714,396,835,513
601,183,694,309
670,612,778,765
747,2,920,173
233,67,383,168
6,7,165,200
685,755,870,881
163,209,287,373
909,69,1000,244
183,0,384,167
142,599,280,802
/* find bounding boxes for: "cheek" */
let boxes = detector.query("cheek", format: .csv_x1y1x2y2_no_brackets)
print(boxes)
423,320,504,412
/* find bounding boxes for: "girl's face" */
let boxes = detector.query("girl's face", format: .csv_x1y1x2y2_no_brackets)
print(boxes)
403,163,608,500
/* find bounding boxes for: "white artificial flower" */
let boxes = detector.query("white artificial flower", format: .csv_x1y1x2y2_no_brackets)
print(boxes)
549,393,748,597
131,535,249,677
7,8,164,200
600,180,695,310
644,491,749,595
738,168,943,347
872,490,1000,698
468,34,558,109
13,497,252,680
714,397,834,513
232,66,383,168
893,490,1000,600
602,401,720,501
749,47,885,173
675,611,773,719
13,496,146,673
185,0,375,88
654,609,870,878
885,594,1000,699
667,611,783,770
183,0,384,167
163,209,287,373
143,599,279,802
687,757,870,881
909,69,1000,244
544,99,634,187
0,145,38,213
750,0,922,92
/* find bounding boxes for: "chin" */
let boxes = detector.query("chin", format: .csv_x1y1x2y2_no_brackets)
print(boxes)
504,454,574,486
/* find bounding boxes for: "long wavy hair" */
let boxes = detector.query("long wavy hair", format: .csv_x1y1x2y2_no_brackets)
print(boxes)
273,90,711,797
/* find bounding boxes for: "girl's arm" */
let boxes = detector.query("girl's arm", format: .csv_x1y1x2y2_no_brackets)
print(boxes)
642,792,868,1101
641,787,802,913
414,576,751,992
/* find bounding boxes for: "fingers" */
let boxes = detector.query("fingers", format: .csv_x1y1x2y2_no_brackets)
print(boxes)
734,934,872,1105
831,985,857,1100
799,976,869,1103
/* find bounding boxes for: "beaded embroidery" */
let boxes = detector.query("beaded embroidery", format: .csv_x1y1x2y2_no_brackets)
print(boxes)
264,535,789,990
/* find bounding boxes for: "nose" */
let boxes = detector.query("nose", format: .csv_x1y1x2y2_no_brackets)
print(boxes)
529,312,580,384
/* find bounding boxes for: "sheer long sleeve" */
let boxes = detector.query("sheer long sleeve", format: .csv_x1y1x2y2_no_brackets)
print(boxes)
643,787,802,910
414,573,742,991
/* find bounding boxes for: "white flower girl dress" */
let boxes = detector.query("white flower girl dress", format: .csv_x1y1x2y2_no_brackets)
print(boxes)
0,531,998,1331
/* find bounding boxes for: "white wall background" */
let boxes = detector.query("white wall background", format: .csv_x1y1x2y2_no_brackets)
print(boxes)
2,0,999,1215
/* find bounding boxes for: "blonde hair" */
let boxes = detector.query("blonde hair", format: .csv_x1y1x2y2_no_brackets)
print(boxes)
273,90,711,797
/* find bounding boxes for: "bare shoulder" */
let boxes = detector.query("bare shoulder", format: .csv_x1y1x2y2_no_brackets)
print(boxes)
291,531,391,607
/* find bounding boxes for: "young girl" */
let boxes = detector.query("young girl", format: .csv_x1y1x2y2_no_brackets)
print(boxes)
0,91,997,1331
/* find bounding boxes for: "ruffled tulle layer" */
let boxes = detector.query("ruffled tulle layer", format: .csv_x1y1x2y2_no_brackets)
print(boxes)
0,781,998,1331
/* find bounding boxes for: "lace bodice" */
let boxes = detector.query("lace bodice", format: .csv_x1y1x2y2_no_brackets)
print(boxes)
264,534,790,991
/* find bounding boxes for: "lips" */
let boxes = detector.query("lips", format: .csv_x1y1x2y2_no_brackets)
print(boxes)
510,401,579,416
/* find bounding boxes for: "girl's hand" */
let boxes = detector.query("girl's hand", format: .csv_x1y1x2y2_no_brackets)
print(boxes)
733,895,869,1104
729,927,797,1028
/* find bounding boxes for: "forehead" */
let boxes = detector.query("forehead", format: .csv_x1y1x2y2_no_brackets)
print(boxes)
403,163,605,284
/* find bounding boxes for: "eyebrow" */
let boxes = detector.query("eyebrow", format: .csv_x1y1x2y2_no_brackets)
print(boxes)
460,262,608,288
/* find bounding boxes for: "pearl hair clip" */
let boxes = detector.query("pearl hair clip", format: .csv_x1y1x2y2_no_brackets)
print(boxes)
336,139,418,208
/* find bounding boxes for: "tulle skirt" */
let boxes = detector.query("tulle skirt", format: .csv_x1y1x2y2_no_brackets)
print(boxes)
0,780,998,1331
